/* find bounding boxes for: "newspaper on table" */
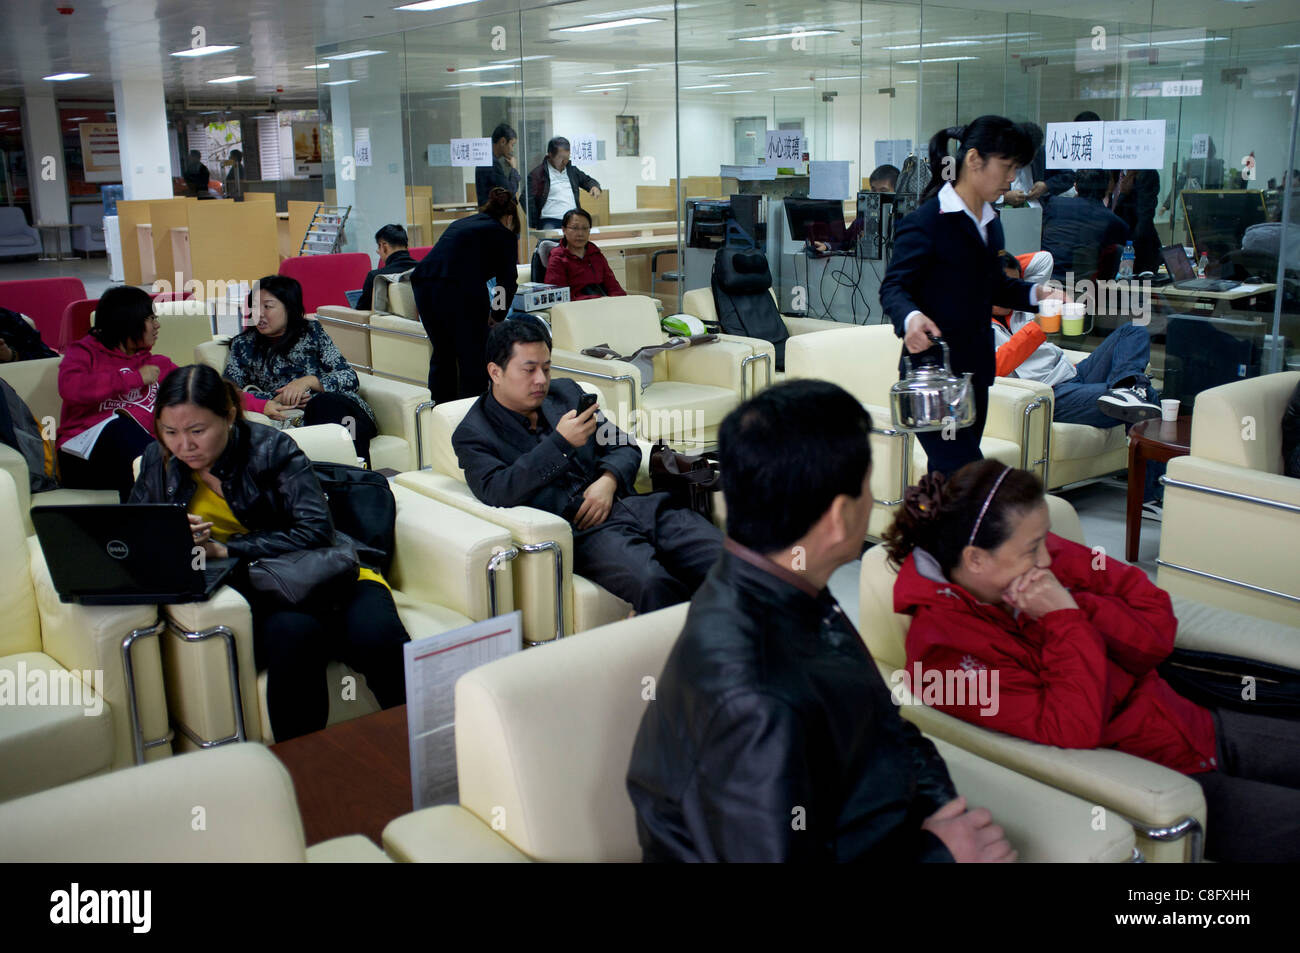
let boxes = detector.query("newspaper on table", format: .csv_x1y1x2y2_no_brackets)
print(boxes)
404,611,521,809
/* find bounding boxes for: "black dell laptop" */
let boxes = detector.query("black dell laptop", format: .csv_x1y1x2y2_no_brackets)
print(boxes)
1160,245,1239,293
31,504,237,606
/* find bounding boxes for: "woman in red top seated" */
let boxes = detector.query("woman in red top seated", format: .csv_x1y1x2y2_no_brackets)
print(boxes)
884,459,1300,862
543,208,626,300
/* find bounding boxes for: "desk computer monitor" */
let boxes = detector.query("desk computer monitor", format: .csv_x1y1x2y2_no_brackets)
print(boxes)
783,197,847,245
1180,190,1268,261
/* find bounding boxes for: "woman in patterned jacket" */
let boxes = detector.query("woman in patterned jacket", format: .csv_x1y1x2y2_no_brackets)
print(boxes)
225,274,378,463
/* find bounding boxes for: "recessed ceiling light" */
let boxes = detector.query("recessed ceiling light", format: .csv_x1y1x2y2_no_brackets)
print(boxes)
896,56,979,64
44,73,90,81
769,86,812,91
65,115,90,121
681,83,729,89
713,89,757,95
814,75,859,81
493,55,552,63
472,79,515,87
579,82,631,88
711,71,772,78
304,64,330,70
592,68,655,75
395,0,482,10
208,75,256,84
735,30,840,42
171,45,239,58
457,64,518,72
881,40,980,50
323,50,386,61
321,79,358,86
555,17,662,33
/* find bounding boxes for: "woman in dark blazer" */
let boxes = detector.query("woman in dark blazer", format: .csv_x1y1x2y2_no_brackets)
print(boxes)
881,116,1064,476
411,187,520,402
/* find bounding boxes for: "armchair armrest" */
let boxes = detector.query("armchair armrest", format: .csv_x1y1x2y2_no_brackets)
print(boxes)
316,305,374,322
549,348,643,426
663,338,750,395
194,338,227,372
1169,595,1300,669
0,445,32,529
712,333,775,397
306,835,392,862
782,315,842,336
357,371,430,470
390,483,513,620
931,737,1138,862
27,539,170,767
987,378,1053,482
383,804,532,862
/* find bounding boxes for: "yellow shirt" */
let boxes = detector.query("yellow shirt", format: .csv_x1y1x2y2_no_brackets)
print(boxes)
190,473,391,590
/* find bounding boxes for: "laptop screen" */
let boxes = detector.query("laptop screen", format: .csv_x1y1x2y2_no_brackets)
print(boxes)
1161,245,1196,281
345,289,364,308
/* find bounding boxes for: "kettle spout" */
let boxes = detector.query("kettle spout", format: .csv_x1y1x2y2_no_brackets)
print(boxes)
944,372,973,405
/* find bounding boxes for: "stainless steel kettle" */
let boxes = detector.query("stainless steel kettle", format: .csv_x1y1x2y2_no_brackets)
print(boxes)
889,338,976,432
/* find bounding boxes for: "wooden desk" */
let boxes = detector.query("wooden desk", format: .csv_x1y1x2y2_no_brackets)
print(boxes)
1153,282,1277,318
270,704,411,848
433,201,477,212
1126,416,1192,562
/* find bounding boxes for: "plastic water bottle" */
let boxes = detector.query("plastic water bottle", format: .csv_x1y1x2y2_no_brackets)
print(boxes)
1196,252,1209,278
1118,241,1135,279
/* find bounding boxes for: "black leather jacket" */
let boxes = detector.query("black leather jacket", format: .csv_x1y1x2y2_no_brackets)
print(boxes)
626,539,957,862
128,419,333,560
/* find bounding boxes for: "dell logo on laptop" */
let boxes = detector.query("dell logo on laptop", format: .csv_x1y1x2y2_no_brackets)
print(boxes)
106,540,129,560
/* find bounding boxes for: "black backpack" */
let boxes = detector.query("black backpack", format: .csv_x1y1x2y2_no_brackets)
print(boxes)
311,461,397,575
711,246,789,370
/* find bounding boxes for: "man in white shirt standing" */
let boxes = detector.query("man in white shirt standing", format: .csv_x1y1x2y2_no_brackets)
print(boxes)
527,136,602,231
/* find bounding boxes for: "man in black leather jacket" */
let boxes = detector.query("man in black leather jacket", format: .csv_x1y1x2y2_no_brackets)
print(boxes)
454,319,721,614
626,380,1017,862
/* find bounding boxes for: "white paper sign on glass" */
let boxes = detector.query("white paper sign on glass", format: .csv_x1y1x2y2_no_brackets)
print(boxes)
571,136,598,164
809,161,852,201
1044,121,1105,170
450,137,493,167
765,130,806,165
1190,135,1210,160
353,128,372,167
1102,120,1165,170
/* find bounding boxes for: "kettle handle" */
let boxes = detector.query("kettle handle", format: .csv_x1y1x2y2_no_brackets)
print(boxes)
907,333,951,371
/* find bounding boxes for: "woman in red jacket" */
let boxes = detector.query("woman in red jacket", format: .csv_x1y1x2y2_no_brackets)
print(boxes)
57,285,278,500
543,208,626,301
883,459,1300,862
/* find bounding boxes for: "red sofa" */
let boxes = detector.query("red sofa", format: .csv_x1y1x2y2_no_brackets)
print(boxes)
278,253,373,316
0,277,88,350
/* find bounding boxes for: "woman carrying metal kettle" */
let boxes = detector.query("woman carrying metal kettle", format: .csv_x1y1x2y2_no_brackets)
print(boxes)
881,116,1065,476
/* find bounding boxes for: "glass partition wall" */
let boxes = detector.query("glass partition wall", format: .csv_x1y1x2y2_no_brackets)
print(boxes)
317,0,1299,387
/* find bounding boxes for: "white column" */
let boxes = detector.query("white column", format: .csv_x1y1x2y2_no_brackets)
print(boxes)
21,92,69,225
112,79,173,200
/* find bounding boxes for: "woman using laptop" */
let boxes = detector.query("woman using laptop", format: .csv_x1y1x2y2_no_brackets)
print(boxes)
58,286,283,501
129,364,409,742
223,275,377,464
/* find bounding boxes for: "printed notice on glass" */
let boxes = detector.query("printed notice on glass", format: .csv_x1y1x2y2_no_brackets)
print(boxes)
1044,121,1105,169
1101,119,1165,171
571,135,599,164
450,137,493,167
404,611,520,809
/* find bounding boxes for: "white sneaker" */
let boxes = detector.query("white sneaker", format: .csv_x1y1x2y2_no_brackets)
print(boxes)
1141,500,1163,521
1097,387,1162,424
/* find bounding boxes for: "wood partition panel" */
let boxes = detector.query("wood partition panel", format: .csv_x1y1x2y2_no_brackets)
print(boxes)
114,199,153,286
149,199,194,290
636,185,674,210
683,176,723,198
466,183,476,204
578,188,610,226
186,201,280,298
405,186,432,249
242,191,276,203
287,201,319,258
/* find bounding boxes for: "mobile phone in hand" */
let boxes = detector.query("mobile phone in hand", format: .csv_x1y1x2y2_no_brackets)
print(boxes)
577,393,598,414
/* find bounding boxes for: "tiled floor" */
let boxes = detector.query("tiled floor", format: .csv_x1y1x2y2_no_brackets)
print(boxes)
828,476,1160,623
0,254,122,298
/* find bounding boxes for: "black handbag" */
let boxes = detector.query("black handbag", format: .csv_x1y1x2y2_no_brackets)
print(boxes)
649,441,721,522
1158,648,1300,723
245,531,359,606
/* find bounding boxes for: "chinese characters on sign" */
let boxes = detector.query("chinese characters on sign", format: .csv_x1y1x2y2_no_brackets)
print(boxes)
571,136,598,164
1045,120,1165,170
765,130,806,164
353,128,372,168
449,137,493,168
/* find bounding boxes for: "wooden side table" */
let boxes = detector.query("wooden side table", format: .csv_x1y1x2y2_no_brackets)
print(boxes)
1126,416,1192,561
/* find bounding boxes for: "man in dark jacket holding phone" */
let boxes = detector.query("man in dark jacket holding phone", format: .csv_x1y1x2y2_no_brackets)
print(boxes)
453,319,721,614
627,380,1018,863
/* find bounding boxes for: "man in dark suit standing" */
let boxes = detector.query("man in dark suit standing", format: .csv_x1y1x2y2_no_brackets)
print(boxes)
454,320,721,614
475,124,521,204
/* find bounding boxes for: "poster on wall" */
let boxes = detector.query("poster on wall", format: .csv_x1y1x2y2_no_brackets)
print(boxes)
79,123,120,183
293,122,323,176
571,136,599,164
616,116,639,157
205,121,242,181
450,137,492,167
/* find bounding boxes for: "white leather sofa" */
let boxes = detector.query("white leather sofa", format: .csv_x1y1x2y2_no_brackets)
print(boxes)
194,335,434,473
859,493,1300,861
0,356,123,533
151,297,222,366
0,469,172,803
546,295,751,449
0,744,388,861
382,603,1136,862
317,281,431,387
157,423,515,747
1157,371,1300,626
394,393,645,646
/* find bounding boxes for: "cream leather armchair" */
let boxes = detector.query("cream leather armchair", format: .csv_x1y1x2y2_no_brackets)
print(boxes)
547,295,749,449
151,298,221,366
158,423,515,747
1157,371,1300,626
781,324,1035,539
859,493,1300,861
359,282,433,387
0,469,171,803
680,286,842,396
394,392,645,647
382,603,1135,863
0,744,388,861
0,356,121,533
194,336,434,472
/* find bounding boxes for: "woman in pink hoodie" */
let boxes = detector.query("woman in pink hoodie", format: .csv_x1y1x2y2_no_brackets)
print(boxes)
57,286,278,500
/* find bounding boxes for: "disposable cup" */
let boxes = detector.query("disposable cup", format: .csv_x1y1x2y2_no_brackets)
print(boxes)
1161,399,1180,422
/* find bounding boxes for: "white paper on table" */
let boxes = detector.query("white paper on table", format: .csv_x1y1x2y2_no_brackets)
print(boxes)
809,161,851,201
404,611,521,809
59,411,137,460
1229,283,1264,294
